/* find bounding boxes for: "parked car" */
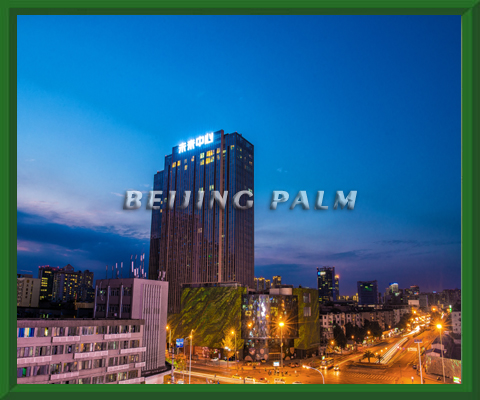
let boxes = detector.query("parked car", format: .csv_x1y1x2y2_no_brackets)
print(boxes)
245,362,252,366
177,379,184,384
211,357,219,361
274,378,286,384
232,374,242,379
245,376,255,383
260,359,267,363
412,364,417,370
334,365,340,371
258,377,270,384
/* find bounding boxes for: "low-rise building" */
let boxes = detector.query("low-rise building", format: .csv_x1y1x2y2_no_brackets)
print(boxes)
17,318,146,384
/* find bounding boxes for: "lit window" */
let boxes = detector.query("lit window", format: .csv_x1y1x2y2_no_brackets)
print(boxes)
200,160,204,166
206,158,210,165
216,148,220,154
200,153,204,159
184,165,187,170
191,156,195,162
172,162,176,167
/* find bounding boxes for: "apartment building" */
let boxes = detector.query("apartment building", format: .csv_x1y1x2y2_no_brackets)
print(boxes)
17,318,146,384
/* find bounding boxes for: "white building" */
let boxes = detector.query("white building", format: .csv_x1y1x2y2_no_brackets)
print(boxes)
17,318,146,384
452,311,461,335
17,275,40,308
94,278,169,384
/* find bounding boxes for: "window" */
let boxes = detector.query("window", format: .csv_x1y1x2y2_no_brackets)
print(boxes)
122,304,131,313
108,341,119,350
184,165,187,170
18,327,35,338
108,357,118,366
17,347,33,358
120,340,129,349
200,153,204,159
131,325,141,333
106,374,116,383
216,148,220,154
80,360,92,370
118,371,128,381
17,367,31,378
191,156,195,162
94,342,107,351
96,305,105,312
130,340,140,349
303,293,311,303
128,370,138,379
129,354,140,363
123,287,132,296
92,376,104,384
65,344,75,354
108,305,118,313
78,377,91,384
62,379,76,384
206,150,213,157
96,326,107,334
119,356,129,365
77,343,93,353
110,288,119,297
38,327,51,337
33,365,49,376
172,161,176,167
50,363,62,375
67,327,79,337
63,362,78,373
200,160,204,166
93,359,106,369
35,346,51,357
303,307,312,317
82,326,95,335
52,345,64,355
109,325,119,334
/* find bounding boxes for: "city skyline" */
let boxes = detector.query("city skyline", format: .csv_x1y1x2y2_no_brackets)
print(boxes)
17,15,461,296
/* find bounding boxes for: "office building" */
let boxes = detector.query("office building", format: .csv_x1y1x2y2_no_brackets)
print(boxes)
357,280,379,305
317,267,337,303
51,265,94,303
335,275,339,298
148,130,254,314
17,318,146,384
38,266,59,302
272,276,282,288
94,278,169,383
17,274,40,308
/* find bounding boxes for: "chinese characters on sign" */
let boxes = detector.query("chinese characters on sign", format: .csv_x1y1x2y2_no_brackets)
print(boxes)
179,132,214,154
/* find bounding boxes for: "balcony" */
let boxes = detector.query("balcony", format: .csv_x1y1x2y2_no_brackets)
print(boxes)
50,371,79,381
120,347,146,355
107,364,129,373
74,350,108,359
17,356,52,365
52,336,80,343
118,377,145,384
135,362,146,368
104,333,131,340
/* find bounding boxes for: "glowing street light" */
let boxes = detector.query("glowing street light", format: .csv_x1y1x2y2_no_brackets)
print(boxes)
436,324,446,383
279,322,285,369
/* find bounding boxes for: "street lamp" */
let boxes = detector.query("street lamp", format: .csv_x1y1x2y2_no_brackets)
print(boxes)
166,326,174,383
189,330,193,384
279,322,285,369
436,324,446,383
303,365,325,384
231,330,237,365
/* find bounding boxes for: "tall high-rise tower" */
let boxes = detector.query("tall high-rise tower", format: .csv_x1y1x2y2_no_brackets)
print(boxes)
317,266,337,303
148,130,254,313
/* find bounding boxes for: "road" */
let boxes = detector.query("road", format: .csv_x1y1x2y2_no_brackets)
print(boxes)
170,330,447,384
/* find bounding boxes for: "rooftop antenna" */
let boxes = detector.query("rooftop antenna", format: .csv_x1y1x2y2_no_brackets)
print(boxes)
105,265,108,279
121,262,123,278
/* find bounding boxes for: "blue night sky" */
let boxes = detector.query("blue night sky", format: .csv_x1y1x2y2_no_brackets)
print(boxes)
17,15,461,296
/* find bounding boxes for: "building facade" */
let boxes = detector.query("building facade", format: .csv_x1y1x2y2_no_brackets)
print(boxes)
317,267,337,303
17,275,40,308
357,280,379,305
148,130,254,314
50,265,95,303
93,278,169,382
38,266,59,302
17,318,146,384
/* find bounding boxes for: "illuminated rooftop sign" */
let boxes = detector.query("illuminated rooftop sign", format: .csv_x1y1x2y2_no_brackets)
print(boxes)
178,132,214,154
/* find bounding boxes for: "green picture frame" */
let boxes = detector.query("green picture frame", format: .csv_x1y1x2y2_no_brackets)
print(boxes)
1,1,478,399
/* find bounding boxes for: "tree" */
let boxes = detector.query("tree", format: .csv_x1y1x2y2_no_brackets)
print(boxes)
362,350,375,363
396,313,413,330
221,331,235,360
333,325,348,349
375,354,383,364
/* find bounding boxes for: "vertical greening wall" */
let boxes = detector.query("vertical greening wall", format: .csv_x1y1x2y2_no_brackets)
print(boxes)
168,286,246,349
293,288,320,351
